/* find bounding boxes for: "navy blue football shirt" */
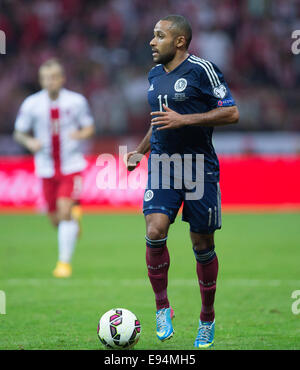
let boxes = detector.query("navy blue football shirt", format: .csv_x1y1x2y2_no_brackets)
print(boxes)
147,54,236,182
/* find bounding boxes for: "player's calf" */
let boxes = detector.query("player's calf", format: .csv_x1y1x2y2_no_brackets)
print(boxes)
56,197,73,221
48,211,59,228
193,245,218,323
192,239,217,349
53,198,79,277
146,236,170,310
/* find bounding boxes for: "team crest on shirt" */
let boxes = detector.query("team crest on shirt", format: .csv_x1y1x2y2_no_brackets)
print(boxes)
213,84,227,99
174,78,187,92
144,190,154,202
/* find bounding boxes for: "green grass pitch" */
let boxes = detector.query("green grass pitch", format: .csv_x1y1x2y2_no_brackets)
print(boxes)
0,212,299,350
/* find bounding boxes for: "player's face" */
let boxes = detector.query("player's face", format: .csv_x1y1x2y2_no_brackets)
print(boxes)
39,66,65,95
150,21,177,65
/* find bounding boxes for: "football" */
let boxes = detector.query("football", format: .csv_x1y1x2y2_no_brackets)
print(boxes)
97,308,141,349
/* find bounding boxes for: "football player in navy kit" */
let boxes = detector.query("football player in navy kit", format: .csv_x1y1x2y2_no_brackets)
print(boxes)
125,15,239,348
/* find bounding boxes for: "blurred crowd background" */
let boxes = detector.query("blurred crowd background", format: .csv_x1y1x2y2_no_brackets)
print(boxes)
0,0,300,154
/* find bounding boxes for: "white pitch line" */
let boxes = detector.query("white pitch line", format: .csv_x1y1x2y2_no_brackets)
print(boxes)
1,278,299,288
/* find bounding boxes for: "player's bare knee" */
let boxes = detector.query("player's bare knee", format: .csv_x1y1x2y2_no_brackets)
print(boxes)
57,206,72,221
193,243,208,252
191,233,214,251
51,218,59,227
146,224,168,241
56,199,73,221
145,214,170,240
58,211,72,221
47,212,59,227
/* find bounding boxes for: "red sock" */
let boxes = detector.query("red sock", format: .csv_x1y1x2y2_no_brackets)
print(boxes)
146,242,170,311
195,250,218,322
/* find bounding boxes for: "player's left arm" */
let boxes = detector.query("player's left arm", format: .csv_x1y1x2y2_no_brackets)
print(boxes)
70,124,95,140
151,104,239,130
70,96,95,140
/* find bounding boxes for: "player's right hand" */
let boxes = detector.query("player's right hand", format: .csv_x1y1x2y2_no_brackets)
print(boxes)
27,138,43,153
123,151,143,171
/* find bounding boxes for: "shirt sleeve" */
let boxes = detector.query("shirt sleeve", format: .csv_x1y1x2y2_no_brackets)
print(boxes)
14,98,34,132
77,96,94,127
196,61,236,109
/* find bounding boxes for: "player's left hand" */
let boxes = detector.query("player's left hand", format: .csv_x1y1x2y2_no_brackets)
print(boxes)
70,130,83,140
70,125,95,140
151,105,186,130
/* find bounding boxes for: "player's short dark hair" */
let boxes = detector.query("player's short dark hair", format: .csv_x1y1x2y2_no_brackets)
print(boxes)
161,15,192,49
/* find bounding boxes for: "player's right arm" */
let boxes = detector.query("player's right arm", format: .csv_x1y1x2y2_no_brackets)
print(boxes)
13,97,42,153
13,131,42,153
124,127,152,171
124,66,156,171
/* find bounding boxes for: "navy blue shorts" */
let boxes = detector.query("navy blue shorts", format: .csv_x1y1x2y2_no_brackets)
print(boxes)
143,181,222,234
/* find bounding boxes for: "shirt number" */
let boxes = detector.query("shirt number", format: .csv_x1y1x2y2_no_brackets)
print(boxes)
157,94,168,111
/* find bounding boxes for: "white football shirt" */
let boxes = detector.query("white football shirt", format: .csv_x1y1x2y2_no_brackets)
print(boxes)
15,88,94,178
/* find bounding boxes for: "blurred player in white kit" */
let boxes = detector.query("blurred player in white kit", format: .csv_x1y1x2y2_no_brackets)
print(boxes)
13,58,95,278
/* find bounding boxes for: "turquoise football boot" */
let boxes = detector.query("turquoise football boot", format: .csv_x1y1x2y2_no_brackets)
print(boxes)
194,320,215,348
156,307,174,341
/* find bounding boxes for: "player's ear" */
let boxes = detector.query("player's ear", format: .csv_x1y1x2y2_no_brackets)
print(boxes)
175,35,186,49
61,74,66,85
